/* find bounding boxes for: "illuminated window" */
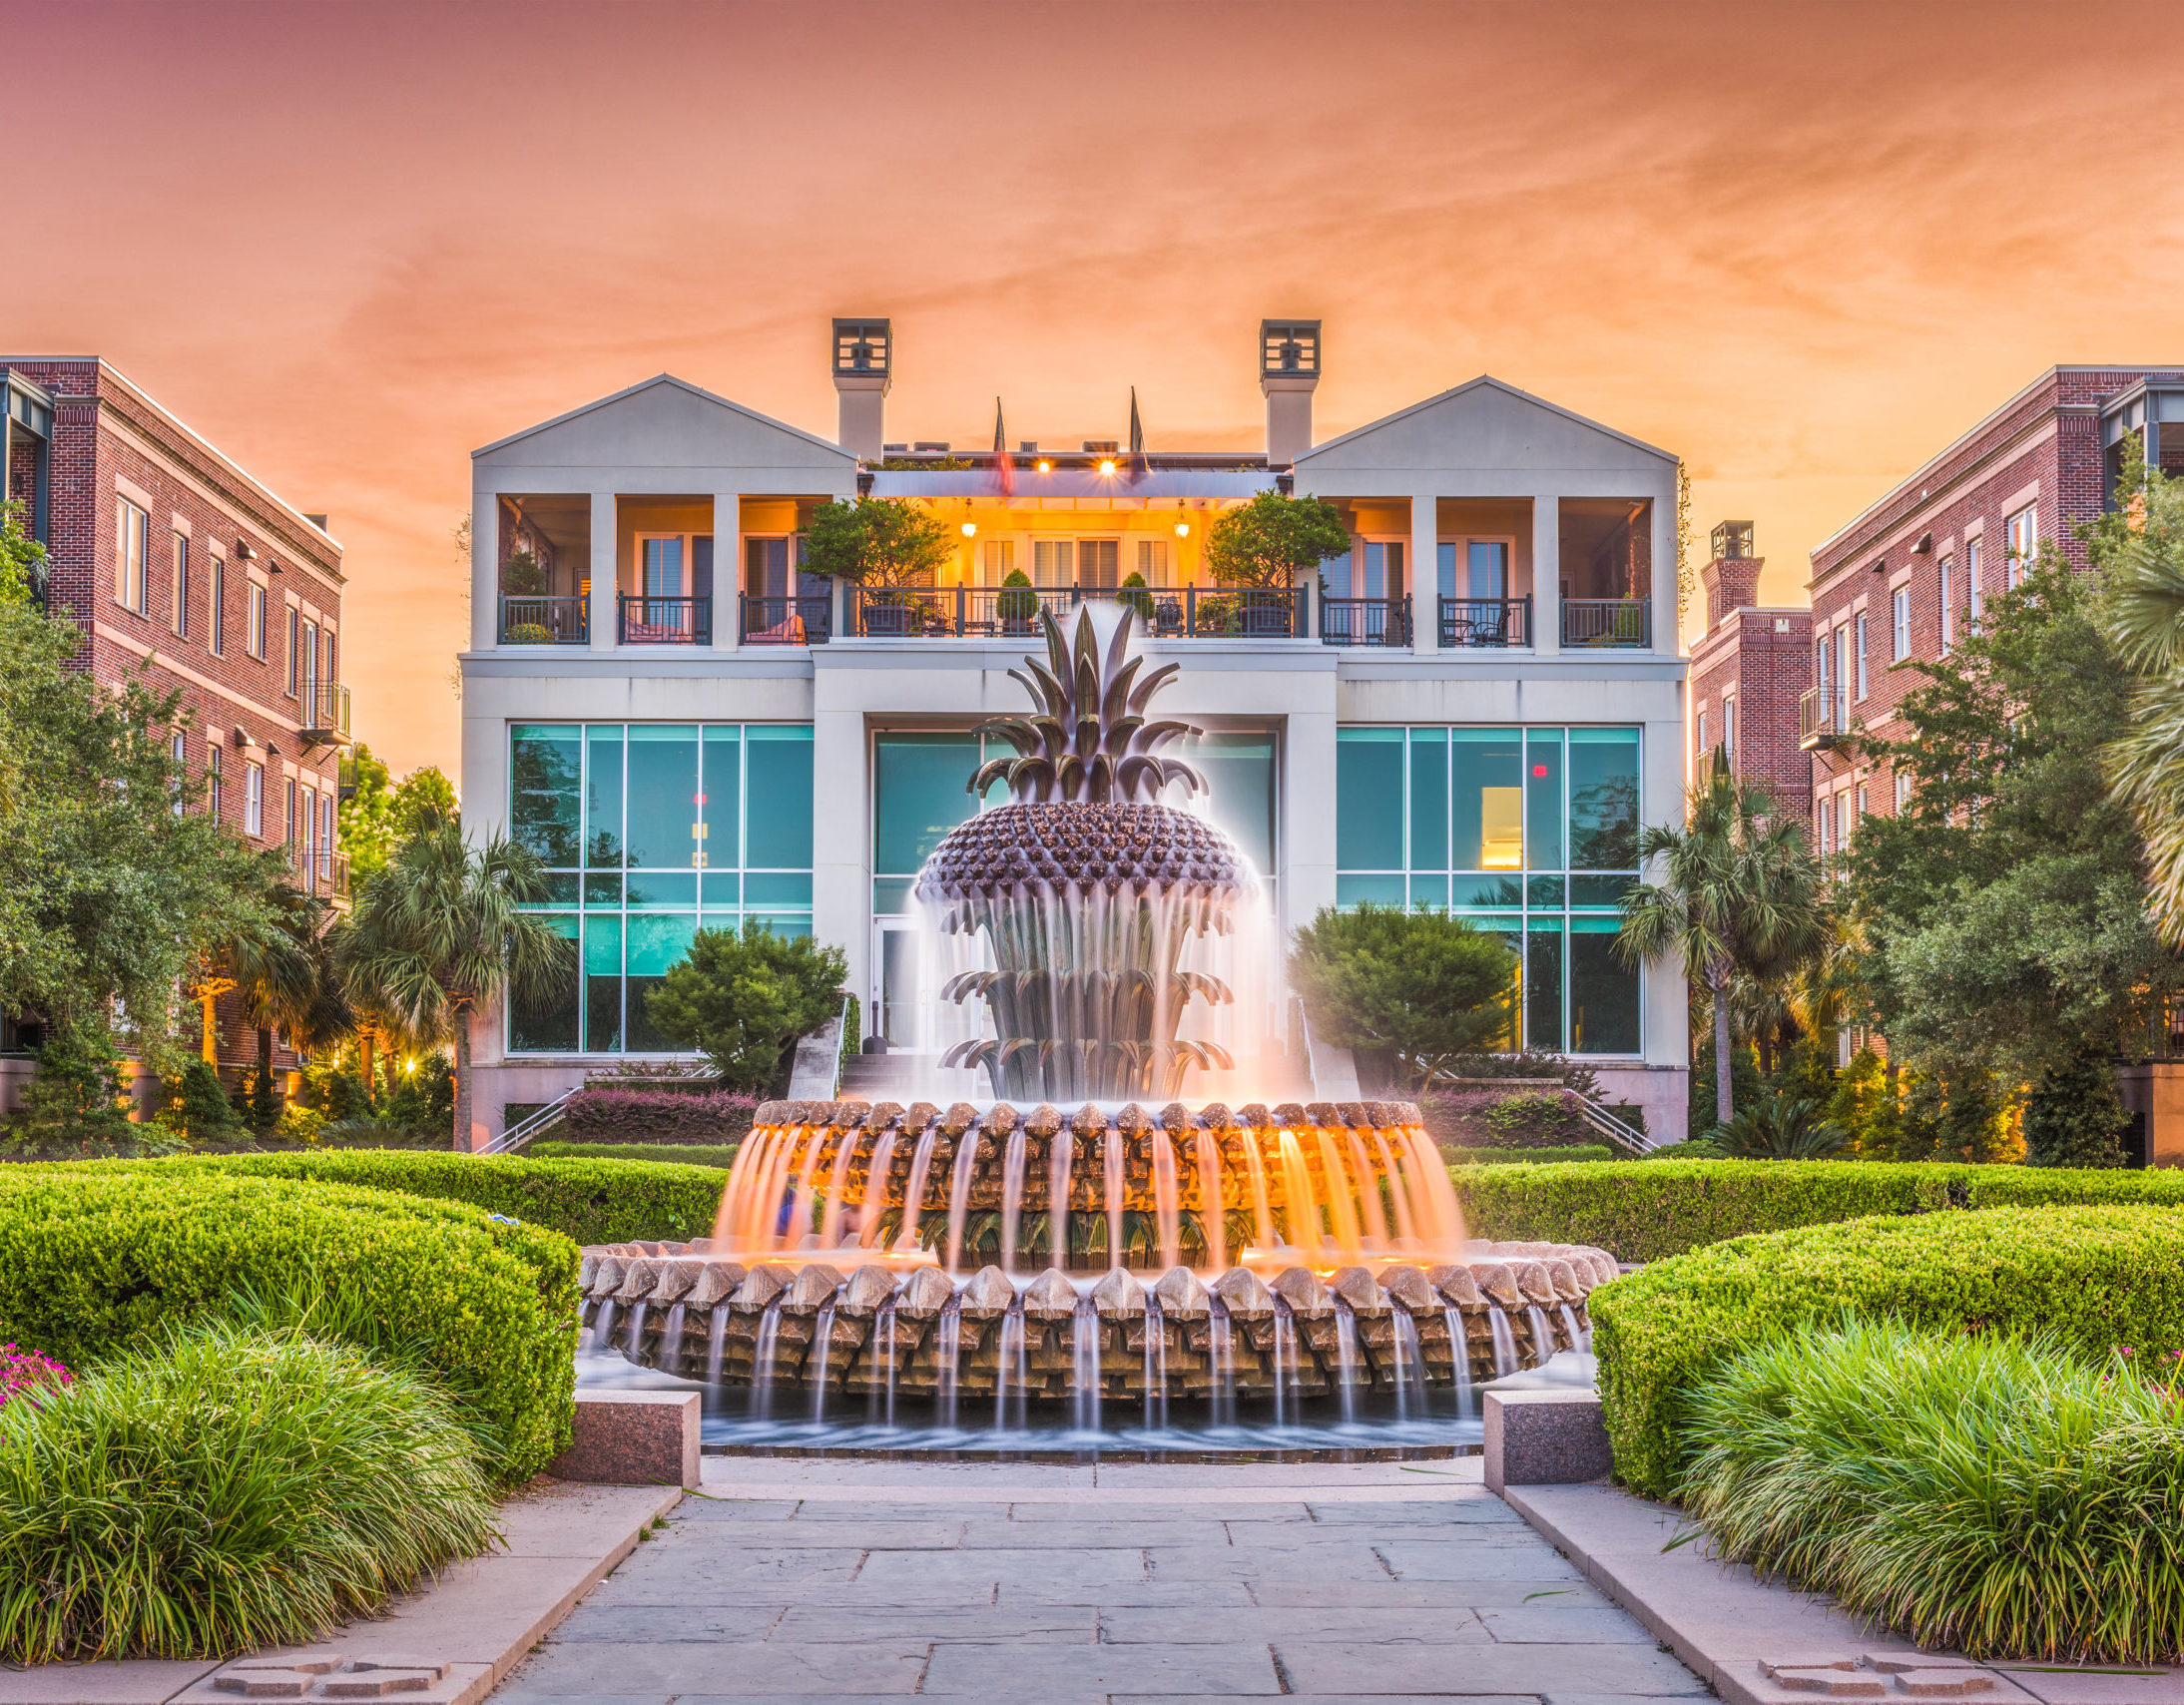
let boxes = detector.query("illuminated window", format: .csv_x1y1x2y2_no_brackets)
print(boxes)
1892,587,1911,660
2005,504,2036,587
115,497,148,612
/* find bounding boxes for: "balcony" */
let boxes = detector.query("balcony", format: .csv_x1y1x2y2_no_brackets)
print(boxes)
1320,595,1411,647
845,584,1307,640
296,682,351,748
742,595,831,646
500,595,589,645
619,595,710,645
1561,599,1650,648
284,844,348,903
1800,686,1851,751
1438,597,1531,648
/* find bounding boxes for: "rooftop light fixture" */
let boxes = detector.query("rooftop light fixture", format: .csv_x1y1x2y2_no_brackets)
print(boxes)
1175,521,1190,538
1098,458,1117,477
1036,459,1052,473
961,521,977,538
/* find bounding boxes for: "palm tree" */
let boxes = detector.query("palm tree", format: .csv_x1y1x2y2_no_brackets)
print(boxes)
196,874,349,1115
1618,751,1829,1128
334,817,573,1150
2100,454,2184,943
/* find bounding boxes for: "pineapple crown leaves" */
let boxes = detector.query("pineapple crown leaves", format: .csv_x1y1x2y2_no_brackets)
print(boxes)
970,605,1207,804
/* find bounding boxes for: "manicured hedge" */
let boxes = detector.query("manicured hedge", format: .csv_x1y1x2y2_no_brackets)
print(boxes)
1963,1168,2184,1210
118,1151,726,1246
1444,1146,1615,1166
562,1088,757,1144
0,1168,578,1480
528,1139,741,1170
1589,1205,2184,1499
1449,1159,1966,1262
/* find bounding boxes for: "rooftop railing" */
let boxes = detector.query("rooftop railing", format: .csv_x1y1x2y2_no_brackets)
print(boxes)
1319,595,1411,647
1561,599,1651,648
742,595,832,646
297,683,351,745
846,584,1306,640
619,595,710,645
1800,686,1851,751
1438,596,1531,648
500,595,589,645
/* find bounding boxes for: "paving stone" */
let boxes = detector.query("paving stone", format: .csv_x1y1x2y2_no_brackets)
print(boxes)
957,1518,1217,1549
1304,1500,1522,1525
579,1549,865,1602
918,1640,1282,1696
851,1545,1148,1595
1474,1606,1656,1643
0,1661,225,1705
543,1605,784,1643
498,1638,929,1696
994,1580,1261,1610
771,1605,1096,1645
1098,1607,1491,1645
1371,1542,1587,1583
662,1498,803,1522
1117,1697,1541,1705
650,1518,967,1550
1246,1580,1612,1610
1145,1541,1397,1581
1273,1640,1711,1696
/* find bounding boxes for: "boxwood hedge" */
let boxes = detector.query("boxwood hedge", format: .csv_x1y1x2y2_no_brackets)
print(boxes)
0,1168,577,1481
527,1140,741,1170
1589,1205,2184,1499
114,1150,726,1246
1447,1158,2184,1263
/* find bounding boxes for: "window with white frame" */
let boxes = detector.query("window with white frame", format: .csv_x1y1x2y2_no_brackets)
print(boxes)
171,731,188,817
302,618,319,706
978,539,1015,584
1938,556,1953,652
1892,586,1911,660
1896,770,1911,812
245,762,264,837
209,559,226,655
285,606,299,695
285,777,297,848
1135,538,1168,582
248,583,267,658
1030,538,1074,588
115,497,149,613
320,793,335,880
2005,504,2036,587
171,535,189,637
1855,613,1869,700
1837,625,1853,718
1078,538,1119,589
1696,708,1709,758
1856,782,1868,825
1967,536,1984,625
1725,694,1739,768
208,745,224,824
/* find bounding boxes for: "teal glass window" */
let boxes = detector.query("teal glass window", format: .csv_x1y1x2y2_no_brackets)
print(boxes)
1196,732,1278,878
508,914,579,1052
510,725,581,865
511,721,815,1054
873,733,983,877
1335,728,1403,871
1337,724,1643,1056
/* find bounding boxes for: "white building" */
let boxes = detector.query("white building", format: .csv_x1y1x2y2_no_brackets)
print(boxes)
461,320,1689,1143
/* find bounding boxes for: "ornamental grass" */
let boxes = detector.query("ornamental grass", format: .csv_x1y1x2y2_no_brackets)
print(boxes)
0,1321,499,1664
1681,1319,2184,1665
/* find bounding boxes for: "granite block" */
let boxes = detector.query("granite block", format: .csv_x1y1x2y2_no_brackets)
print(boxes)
546,1393,699,1489
1483,1389,1612,1491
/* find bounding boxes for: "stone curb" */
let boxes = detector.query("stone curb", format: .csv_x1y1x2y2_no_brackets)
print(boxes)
1498,1480,2184,1705
0,1481,684,1705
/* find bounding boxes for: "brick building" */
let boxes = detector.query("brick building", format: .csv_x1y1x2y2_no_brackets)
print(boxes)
1687,520,1811,815
1803,366,2184,855
0,359,351,1100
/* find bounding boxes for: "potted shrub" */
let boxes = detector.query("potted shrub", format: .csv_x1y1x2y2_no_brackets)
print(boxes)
1118,570,1155,626
996,568,1038,632
499,549,546,596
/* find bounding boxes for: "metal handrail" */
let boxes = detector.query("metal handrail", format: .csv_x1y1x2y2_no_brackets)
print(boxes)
480,1084,582,1156
298,682,351,740
846,584,1307,640
741,594,831,645
1560,599,1651,648
1319,595,1411,647
618,594,711,645
500,595,589,644
1438,596,1530,648
1571,1092,1656,1156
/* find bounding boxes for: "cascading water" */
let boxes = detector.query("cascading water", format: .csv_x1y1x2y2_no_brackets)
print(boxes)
707,1304,729,1386
1389,1307,1422,1422
1526,1304,1557,1366
752,1297,784,1421
662,1303,687,1373
1333,1300,1361,1425
588,1298,617,1355
1071,1298,1101,1433
1209,1298,1235,1427
809,1300,836,1421
1487,1305,1520,1379
935,1296,962,1429
623,1301,649,1360
994,1302,1028,1430
1444,1306,1474,1420
1560,1303,1589,1355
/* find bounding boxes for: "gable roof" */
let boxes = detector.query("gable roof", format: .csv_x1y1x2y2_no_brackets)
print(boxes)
1296,374,1675,469
473,373,853,465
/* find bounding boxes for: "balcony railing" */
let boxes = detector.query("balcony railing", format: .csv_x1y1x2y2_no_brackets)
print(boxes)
1561,599,1651,648
284,844,347,901
500,595,589,645
618,595,710,645
1438,596,1531,648
1320,595,1411,647
297,682,351,746
1800,686,1851,751
741,595,832,646
846,584,1307,640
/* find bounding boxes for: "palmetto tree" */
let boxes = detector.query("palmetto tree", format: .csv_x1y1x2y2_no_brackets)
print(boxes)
2100,455,2184,944
335,818,573,1150
197,874,349,1105
1618,751,1829,1128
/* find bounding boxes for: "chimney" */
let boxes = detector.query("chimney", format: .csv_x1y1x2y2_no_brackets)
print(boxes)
1701,520,1762,634
831,318,891,460
1259,319,1321,469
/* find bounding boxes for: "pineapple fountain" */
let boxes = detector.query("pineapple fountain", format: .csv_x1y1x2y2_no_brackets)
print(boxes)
579,606,1614,1447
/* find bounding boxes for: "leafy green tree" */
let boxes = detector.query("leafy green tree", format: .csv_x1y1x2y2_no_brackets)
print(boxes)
210,879,349,1129
1849,545,2184,1138
1288,904,1519,1092
7,1024,140,1153
391,766,458,837
802,497,953,589
337,744,396,881
1619,754,1829,1128
334,820,572,1149
0,498,47,607
0,503,273,1065
1203,491,1353,591
644,921,848,1092
2020,1047,2129,1168
164,1054,240,1142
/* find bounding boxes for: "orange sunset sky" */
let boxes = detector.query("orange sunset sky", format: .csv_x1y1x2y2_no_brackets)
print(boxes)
8,0,2181,783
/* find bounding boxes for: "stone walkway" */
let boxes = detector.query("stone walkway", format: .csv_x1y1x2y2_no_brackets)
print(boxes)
490,1456,1708,1704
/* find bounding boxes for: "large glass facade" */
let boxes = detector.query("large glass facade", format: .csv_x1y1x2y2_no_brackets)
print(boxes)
507,722,815,1053
1335,725,1642,1056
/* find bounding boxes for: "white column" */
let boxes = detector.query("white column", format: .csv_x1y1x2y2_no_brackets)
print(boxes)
1409,492,1438,654
470,486,498,651
713,492,741,652
1651,488,1679,656
811,702,869,1010
1284,707,1340,936
1532,496,1560,655
588,491,617,653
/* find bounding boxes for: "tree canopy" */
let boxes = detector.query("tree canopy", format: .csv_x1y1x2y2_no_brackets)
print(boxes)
1288,904,1517,1091
338,747,459,883
801,498,953,588
644,921,848,1092
1203,492,1354,591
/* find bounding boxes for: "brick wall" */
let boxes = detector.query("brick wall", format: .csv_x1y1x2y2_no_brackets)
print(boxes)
1689,548,1813,820
3,358,346,1082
